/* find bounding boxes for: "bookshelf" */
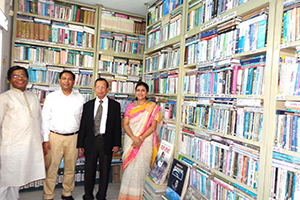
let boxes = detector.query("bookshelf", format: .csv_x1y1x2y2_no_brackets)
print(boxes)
11,0,99,103
144,0,185,152
144,0,289,199
96,5,145,98
264,0,300,199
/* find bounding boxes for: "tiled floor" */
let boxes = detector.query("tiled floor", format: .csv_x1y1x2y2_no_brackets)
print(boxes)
20,183,120,200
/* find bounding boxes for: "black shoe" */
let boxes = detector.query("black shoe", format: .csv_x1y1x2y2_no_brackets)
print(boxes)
61,195,74,200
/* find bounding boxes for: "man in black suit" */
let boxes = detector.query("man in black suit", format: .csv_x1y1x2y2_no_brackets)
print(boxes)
77,78,121,200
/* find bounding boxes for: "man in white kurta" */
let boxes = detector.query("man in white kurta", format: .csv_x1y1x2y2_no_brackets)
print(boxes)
0,66,45,200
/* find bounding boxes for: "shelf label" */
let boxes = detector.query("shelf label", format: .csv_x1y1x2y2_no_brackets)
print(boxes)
276,95,285,100
247,95,254,99
154,43,165,50
218,11,236,24
280,43,288,49
185,34,188,38
250,49,258,54
200,19,218,31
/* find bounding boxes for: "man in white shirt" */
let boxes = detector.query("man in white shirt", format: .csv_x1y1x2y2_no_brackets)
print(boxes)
42,70,85,200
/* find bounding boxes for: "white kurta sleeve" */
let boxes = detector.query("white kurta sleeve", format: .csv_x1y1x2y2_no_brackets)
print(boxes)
41,93,53,142
0,95,7,127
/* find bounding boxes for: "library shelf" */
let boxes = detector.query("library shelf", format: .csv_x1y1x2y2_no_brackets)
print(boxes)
276,95,300,101
100,27,145,37
145,35,181,54
179,153,258,196
16,11,95,28
99,50,143,60
181,124,261,148
15,39,95,53
273,148,300,160
144,67,179,74
186,0,269,38
146,4,184,29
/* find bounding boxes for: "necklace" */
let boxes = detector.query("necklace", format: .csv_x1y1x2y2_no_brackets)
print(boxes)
137,100,147,106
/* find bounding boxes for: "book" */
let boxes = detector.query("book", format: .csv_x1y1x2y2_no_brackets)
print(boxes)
149,140,175,185
165,159,190,200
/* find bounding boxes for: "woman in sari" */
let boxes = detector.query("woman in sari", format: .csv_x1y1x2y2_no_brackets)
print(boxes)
118,82,161,200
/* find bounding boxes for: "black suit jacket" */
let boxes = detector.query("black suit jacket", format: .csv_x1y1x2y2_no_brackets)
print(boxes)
77,97,121,155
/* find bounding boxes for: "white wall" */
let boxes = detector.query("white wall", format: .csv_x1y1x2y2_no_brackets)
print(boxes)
0,0,12,93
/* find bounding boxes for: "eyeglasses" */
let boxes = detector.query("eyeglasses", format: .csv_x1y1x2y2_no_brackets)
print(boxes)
12,74,27,79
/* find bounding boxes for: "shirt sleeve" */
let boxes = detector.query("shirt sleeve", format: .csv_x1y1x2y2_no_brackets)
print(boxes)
0,94,7,128
124,102,134,117
41,93,53,142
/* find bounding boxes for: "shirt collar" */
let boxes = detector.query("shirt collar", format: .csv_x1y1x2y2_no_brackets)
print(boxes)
96,96,108,104
59,88,74,96
11,87,26,93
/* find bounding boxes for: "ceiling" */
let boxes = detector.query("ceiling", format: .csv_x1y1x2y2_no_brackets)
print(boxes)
71,0,153,16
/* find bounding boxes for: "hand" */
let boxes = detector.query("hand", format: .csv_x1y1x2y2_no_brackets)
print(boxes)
112,146,119,153
42,142,51,155
132,136,142,148
78,148,85,154
131,136,142,147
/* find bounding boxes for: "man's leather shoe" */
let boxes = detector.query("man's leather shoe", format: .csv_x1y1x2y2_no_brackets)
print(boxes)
61,195,74,200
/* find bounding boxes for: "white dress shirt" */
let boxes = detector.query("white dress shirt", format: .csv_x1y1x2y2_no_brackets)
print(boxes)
94,96,108,134
41,89,85,141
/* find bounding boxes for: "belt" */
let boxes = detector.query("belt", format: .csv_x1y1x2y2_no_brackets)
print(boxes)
51,130,78,136
96,134,105,138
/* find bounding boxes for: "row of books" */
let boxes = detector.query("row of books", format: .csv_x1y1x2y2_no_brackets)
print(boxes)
99,31,145,55
184,157,257,200
18,0,96,25
185,21,240,64
179,135,259,189
182,100,263,141
14,44,94,68
275,109,300,152
16,17,95,48
147,11,182,48
278,56,300,96
270,166,300,200
187,0,251,31
110,80,138,94
158,123,176,145
184,56,265,96
101,10,146,35
185,13,267,65
28,84,92,104
145,44,180,73
98,55,142,76
281,2,300,44
147,0,184,26
26,66,93,87
144,71,178,95
158,100,177,122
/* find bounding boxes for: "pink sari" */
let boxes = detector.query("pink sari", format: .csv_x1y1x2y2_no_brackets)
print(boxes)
119,102,161,200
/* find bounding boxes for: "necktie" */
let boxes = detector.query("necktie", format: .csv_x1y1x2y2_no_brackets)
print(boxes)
94,100,103,136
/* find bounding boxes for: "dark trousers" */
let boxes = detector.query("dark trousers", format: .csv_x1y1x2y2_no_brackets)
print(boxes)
83,137,112,200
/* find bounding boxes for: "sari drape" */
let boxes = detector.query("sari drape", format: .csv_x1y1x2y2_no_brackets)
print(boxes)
119,102,161,200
